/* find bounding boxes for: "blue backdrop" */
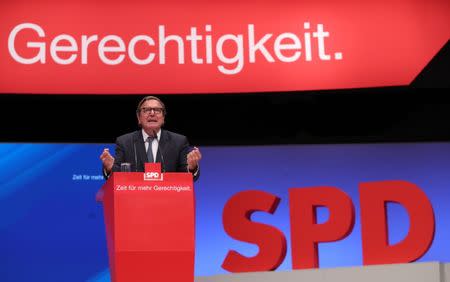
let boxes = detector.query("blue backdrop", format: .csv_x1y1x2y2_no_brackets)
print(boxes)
1,142,449,281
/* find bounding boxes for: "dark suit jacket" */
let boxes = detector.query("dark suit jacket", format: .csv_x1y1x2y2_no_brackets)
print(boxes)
109,129,200,181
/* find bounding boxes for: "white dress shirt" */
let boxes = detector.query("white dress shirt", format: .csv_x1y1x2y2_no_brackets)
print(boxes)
142,129,160,162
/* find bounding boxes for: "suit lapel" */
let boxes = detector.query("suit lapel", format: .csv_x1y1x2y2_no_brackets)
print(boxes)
133,130,147,171
155,129,168,163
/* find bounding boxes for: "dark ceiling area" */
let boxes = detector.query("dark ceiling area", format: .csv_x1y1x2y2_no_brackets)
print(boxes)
0,88,448,146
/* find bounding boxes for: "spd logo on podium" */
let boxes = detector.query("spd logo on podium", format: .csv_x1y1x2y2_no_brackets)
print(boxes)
144,171,164,181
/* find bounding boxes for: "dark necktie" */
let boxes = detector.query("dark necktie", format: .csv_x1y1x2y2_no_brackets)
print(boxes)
147,136,154,162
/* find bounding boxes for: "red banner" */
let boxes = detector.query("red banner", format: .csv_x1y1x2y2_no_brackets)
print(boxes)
0,0,448,94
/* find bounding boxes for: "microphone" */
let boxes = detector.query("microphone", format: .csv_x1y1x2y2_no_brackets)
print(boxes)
153,130,165,173
133,139,138,172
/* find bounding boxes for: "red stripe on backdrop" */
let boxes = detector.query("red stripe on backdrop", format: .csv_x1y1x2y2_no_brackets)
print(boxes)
0,0,448,94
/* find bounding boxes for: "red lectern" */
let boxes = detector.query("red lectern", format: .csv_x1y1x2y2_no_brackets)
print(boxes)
96,163,195,282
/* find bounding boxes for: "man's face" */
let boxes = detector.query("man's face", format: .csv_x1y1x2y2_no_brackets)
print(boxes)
137,99,165,133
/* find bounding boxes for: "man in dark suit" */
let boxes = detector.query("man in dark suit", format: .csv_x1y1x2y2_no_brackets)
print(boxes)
100,95,201,181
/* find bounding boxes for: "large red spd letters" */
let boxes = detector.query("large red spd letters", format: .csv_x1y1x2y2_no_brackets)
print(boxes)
222,180,435,272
